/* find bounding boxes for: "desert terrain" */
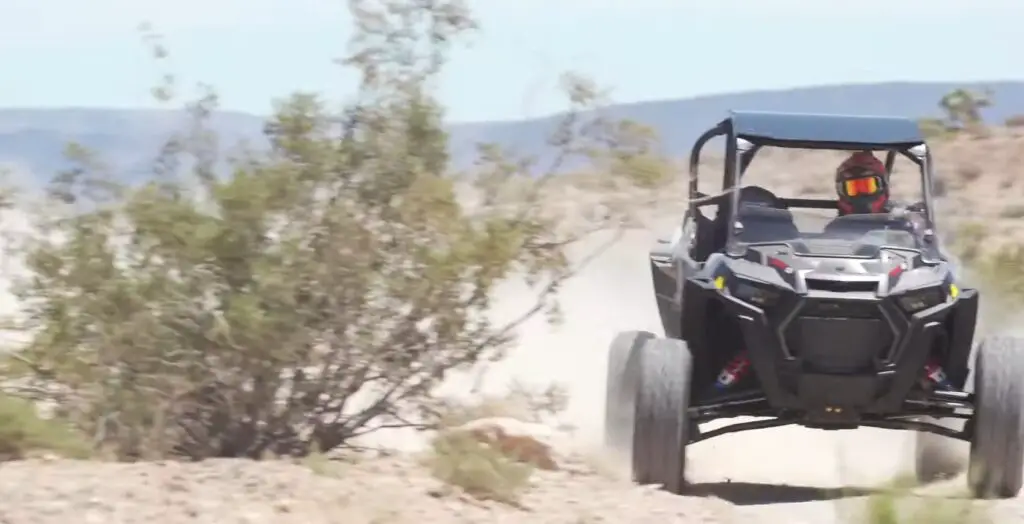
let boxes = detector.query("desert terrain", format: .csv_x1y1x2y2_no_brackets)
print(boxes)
1,128,1024,523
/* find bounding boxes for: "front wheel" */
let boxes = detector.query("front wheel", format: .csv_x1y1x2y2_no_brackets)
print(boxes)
604,330,655,453
968,336,1024,499
632,337,692,494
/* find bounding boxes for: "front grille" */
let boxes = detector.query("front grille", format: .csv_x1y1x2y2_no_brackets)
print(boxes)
783,299,894,373
805,278,878,293
800,298,879,319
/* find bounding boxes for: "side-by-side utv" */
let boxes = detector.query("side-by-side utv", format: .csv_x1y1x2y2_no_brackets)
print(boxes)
604,110,1024,499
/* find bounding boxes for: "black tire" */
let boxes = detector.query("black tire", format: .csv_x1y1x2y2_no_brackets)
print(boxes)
604,330,655,452
632,337,692,494
968,336,1024,499
914,416,966,483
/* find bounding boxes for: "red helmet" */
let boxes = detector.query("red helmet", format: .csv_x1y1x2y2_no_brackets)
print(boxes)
835,152,888,214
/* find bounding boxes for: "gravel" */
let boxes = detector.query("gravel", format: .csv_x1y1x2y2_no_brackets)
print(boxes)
0,455,732,524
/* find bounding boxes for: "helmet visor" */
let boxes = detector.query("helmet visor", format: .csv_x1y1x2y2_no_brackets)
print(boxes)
840,175,882,197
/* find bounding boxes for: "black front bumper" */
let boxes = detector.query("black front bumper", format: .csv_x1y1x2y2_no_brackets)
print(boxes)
690,279,976,417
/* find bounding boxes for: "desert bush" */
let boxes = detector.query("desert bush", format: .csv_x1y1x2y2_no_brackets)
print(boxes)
0,1,666,461
939,88,992,130
861,491,988,524
1005,114,1024,128
0,393,91,461
856,474,990,524
424,383,570,504
427,429,533,505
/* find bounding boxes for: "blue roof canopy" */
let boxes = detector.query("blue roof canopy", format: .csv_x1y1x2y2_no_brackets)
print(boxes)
727,110,925,147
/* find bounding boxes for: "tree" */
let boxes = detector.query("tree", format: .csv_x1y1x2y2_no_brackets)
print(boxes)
0,0,669,460
938,88,993,129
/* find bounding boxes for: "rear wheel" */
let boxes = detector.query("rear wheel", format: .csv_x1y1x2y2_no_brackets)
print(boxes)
632,337,692,494
968,336,1024,499
604,330,655,453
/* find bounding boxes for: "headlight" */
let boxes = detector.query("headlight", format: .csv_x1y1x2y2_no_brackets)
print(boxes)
896,286,946,313
730,278,782,307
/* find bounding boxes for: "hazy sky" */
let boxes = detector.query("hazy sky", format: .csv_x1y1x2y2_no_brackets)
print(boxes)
0,0,1020,122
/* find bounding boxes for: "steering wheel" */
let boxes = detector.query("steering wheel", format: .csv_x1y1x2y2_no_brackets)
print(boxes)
737,185,785,209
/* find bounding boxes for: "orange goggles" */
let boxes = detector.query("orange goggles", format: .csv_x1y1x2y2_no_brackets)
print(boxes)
840,176,882,197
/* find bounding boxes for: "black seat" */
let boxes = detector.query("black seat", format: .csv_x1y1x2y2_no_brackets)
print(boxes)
734,204,800,244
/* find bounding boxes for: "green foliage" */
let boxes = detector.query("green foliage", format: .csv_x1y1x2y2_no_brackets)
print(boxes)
939,88,992,129
0,0,666,460
922,87,994,139
861,494,987,524
860,490,989,524
427,430,533,505
0,394,91,460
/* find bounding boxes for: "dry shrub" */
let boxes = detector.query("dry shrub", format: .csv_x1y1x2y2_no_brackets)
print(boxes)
1005,114,1024,128
426,430,534,505
857,475,990,524
423,382,569,504
0,394,91,461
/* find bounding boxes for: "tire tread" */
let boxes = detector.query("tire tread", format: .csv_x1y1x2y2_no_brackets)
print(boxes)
632,337,692,494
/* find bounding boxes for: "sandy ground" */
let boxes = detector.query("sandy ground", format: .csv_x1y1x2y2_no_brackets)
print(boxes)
3,129,1024,522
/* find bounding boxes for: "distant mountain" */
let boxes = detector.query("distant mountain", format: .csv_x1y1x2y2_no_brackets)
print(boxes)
1,81,1022,186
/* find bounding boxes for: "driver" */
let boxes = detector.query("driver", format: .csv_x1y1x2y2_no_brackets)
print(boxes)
835,151,890,215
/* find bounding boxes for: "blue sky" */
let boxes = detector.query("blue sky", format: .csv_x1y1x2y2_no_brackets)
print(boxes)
0,0,1020,123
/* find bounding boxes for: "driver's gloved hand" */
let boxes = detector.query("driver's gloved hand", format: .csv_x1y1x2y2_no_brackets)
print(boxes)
888,201,925,218
888,204,910,219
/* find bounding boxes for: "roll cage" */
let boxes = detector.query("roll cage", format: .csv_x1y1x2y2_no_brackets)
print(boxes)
685,110,940,260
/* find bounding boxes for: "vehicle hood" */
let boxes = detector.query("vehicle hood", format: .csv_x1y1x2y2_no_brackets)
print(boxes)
733,245,950,295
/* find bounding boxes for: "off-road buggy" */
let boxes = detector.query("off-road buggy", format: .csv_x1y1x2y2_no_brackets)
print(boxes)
604,110,1024,499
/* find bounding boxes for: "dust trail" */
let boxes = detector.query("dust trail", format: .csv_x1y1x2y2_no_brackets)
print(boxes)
477,224,672,445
